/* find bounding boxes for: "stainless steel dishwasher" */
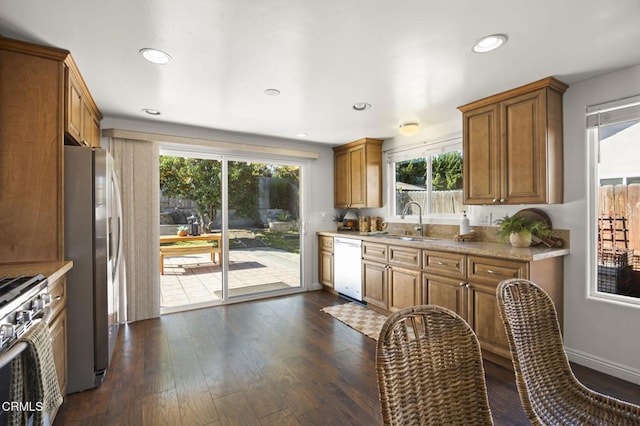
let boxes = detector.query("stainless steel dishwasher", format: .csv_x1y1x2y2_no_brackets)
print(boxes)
333,237,363,301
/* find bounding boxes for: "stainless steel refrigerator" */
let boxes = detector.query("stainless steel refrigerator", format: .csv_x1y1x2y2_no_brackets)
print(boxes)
64,145,122,393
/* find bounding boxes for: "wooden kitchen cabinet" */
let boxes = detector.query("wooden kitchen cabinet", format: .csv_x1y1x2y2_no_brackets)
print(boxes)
459,77,568,205
362,241,388,309
318,236,334,287
47,273,68,395
422,250,467,316
0,36,101,264
388,266,421,313
65,57,103,147
333,138,383,208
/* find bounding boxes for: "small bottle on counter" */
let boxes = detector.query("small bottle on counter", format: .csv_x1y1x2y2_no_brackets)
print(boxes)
460,211,471,235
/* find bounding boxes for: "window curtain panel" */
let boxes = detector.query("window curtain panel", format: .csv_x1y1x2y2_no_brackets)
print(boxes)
110,138,160,322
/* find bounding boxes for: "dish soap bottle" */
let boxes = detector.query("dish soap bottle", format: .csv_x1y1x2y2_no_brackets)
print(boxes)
460,211,471,235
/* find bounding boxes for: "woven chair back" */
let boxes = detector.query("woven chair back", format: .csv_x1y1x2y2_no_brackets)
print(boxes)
497,278,640,425
375,305,493,426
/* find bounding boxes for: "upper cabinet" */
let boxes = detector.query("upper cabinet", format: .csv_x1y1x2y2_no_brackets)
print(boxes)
333,137,383,208
458,77,568,205
64,56,102,147
0,35,100,264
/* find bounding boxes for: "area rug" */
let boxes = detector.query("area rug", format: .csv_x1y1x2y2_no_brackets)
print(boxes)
321,302,388,340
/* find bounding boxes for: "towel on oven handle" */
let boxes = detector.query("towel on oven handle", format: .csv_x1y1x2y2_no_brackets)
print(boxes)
9,319,63,426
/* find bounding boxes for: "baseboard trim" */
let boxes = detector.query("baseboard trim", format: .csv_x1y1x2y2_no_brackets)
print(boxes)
566,347,640,385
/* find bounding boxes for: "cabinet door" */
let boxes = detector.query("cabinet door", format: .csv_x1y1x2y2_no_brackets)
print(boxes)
81,101,94,147
334,149,350,207
501,89,547,204
463,103,500,204
363,260,387,309
388,267,421,312
66,70,83,144
467,256,528,287
422,273,467,318
348,145,366,207
466,282,511,359
49,309,67,394
319,250,334,287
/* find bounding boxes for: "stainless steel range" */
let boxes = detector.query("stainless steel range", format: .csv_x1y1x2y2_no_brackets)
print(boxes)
0,274,51,362
0,274,54,425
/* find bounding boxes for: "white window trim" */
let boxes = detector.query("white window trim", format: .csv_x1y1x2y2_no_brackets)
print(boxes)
385,136,463,224
586,96,640,307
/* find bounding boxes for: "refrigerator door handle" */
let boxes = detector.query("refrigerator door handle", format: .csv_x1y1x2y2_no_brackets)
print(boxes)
110,168,124,281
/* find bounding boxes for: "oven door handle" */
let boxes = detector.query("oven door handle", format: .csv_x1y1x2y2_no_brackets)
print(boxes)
0,312,52,370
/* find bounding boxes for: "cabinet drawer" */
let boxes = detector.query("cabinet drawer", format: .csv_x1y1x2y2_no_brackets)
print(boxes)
388,245,421,269
467,256,528,286
363,242,387,262
422,250,466,279
320,236,334,252
47,276,67,320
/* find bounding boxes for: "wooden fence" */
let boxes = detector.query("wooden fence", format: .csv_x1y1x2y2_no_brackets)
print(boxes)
398,190,464,214
599,184,640,268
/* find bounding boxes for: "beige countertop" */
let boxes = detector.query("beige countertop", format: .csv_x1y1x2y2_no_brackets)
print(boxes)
318,231,569,262
0,261,73,282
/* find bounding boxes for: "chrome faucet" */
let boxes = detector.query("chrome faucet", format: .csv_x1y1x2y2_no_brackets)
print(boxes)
401,201,423,236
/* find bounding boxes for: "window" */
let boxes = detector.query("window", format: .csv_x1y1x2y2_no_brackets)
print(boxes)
587,95,640,302
387,138,463,219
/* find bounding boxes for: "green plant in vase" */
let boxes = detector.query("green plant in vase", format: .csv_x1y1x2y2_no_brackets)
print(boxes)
496,215,551,247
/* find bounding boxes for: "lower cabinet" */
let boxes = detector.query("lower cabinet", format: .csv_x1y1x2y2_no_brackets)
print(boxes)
46,274,67,395
363,259,388,309
388,266,421,313
422,274,467,317
319,236,334,288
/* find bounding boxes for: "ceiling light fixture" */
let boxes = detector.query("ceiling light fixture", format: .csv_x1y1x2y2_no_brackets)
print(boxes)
295,133,308,138
352,102,371,111
139,48,172,64
399,122,420,136
472,34,508,53
264,88,281,96
142,108,161,116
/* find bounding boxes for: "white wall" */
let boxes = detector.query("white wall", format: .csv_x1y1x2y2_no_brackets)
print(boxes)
101,117,336,291
561,65,640,383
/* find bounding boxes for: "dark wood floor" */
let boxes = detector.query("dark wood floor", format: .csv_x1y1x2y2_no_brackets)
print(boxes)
54,290,640,425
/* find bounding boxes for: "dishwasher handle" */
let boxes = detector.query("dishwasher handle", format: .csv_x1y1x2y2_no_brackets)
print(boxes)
334,237,362,248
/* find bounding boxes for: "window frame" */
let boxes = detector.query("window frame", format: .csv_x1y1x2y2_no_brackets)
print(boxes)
385,136,464,223
586,95,640,306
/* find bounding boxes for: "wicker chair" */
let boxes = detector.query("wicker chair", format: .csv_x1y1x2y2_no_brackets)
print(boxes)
375,305,494,425
497,278,640,425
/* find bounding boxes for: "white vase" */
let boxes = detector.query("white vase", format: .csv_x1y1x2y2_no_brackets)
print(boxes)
509,231,532,247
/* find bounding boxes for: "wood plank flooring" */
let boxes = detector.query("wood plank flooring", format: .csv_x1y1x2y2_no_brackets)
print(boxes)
54,290,640,425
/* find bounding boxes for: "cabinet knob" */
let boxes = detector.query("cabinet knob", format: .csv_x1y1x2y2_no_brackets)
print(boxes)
492,198,498,203
499,198,505,203
459,282,466,287
465,284,471,289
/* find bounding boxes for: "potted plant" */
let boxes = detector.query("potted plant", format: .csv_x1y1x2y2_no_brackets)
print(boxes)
176,225,189,237
333,211,346,229
496,215,551,247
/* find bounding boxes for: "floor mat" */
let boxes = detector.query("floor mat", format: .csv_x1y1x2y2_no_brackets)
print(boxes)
321,302,387,340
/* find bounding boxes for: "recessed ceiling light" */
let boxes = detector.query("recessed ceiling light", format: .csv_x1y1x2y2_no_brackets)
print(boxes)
295,133,308,138
264,88,281,96
353,102,372,111
472,34,508,53
142,108,161,116
139,48,172,64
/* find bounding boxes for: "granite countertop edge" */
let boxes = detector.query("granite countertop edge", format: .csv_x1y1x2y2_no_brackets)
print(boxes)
317,231,570,262
0,261,74,282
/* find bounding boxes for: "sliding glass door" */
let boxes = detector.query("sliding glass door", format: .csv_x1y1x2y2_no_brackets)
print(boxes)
225,159,301,299
159,148,302,312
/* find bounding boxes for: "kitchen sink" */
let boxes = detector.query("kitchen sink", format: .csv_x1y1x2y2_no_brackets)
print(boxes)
379,235,441,242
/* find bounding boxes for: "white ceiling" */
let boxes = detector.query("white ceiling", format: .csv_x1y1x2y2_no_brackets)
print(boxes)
1,0,640,145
